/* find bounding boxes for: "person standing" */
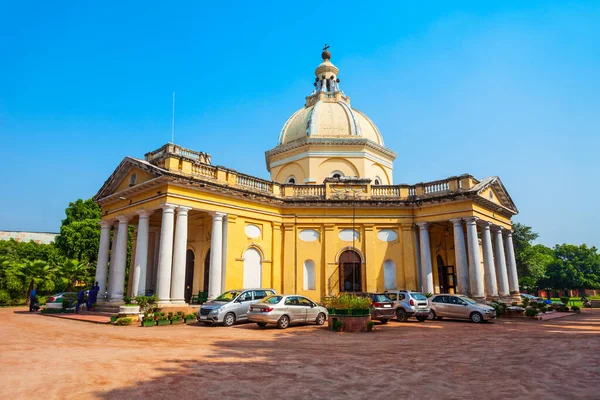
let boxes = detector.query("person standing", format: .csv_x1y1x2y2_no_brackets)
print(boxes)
29,288,37,312
76,288,86,313
87,282,99,311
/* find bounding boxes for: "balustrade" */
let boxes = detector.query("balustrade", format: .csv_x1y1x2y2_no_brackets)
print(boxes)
371,186,400,197
191,164,217,179
236,175,273,193
293,185,325,198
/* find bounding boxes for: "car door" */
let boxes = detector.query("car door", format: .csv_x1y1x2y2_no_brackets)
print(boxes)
283,296,304,323
446,296,468,319
298,296,315,322
432,295,448,316
235,291,254,320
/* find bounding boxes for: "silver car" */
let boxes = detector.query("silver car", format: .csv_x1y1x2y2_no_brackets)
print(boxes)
385,290,430,322
198,289,276,326
247,294,328,329
428,294,496,323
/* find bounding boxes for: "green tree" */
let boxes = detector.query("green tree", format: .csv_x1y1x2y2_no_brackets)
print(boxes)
512,223,553,288
543,244,600,290
58,259,91,291
55,199,102,266
13,260,59,303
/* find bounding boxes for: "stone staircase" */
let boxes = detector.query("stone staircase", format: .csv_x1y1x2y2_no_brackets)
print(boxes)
95,303,121,316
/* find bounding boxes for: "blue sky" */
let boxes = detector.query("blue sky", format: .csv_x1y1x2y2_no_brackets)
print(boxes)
0,1,598,249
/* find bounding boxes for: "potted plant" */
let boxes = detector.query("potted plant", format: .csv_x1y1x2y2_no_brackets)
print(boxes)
156,315,169,326
171,314,184,325
185,313,196,323
525,308,539,318
141,314,155,327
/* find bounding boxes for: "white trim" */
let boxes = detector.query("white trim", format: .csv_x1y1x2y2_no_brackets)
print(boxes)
270,151,394,169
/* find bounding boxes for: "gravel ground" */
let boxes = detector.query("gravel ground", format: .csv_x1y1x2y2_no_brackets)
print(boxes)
1,307,599,400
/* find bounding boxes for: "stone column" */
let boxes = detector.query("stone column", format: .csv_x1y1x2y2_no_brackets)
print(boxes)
449,219,469,295
170,206,191,304
493,226,510,297
151,230,160,292
416,223,434,295
131,210,151,297
208,212,225,300
413,227,422,292
504,230,520,297
95,220,112,300
108,216,129,302
465,217,485,300
156,204,176,304
220,215,228,293
480,221,498,298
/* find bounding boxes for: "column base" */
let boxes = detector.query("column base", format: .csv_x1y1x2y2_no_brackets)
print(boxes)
472,296,486,303
107,297,124,303
486,295,500,302
156,299,172,305
169,299,187,305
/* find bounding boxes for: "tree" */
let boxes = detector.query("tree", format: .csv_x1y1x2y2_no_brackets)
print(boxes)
512,223,553,288
544,244,600,290
55,199,102,266
58,259,91,291
13,260,59,304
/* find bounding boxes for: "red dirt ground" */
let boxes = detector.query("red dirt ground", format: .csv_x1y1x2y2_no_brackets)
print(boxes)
1,307,599,399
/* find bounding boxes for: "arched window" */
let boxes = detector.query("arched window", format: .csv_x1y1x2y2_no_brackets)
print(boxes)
303,259,316,290
243,248,262,288
286,176,296,184
330,171,344,179
383,259,396,290
374,176,381,185
339,250,362,292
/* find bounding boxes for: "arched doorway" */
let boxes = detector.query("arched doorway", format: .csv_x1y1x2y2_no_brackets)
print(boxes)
437,254,456,294
339,250,362,292
184,250,195,303
203,250,210,293
243,248,262,288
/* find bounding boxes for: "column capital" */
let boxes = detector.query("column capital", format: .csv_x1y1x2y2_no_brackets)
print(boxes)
504,229,514,237
116,215,130,223
137,209,153,218
479,220,493,229
210,211,227,220
161,203,177,212
415,222,428,229
464,216,478,224
449,218,463,225
491,225,504,233
176,206,192,215
100,220,113,229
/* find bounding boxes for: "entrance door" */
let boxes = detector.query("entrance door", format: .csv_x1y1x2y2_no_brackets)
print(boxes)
203,250,210,293
339,250,362,292
437,255,456,294
184,250,195,303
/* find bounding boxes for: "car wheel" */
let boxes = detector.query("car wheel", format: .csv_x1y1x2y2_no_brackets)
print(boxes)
277,315,290,329
416,316,426,322
315,313,326,325
470,312,483,323
257,322,267,328
427,310,436,320
396,308,408,322
222,313,236,327
380,319,389,324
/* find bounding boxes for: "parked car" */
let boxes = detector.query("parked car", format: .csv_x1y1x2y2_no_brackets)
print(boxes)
248,294,328,329
385,290,430,322
46,292,77,304
198,289,276,326
428,294,496,323
354,292,396,324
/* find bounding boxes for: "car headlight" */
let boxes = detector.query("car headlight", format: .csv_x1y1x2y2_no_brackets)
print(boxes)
210,308,220,314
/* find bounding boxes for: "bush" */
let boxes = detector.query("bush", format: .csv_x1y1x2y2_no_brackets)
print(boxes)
525,308,539,318
185,313,195,320
325,294,372,310
115,317,132,326
134,295,157,314
490,301,507,317
571,305,581,313
521,297,530,308
424,292,433,298
560,297,570,306
332,319,343,331
0,290,11,305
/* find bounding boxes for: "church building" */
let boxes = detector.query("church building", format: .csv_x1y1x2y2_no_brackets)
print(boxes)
93,49,520,305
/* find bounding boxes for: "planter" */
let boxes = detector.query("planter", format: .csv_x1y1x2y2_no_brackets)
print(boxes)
171,318,184,325
141,319,155,327
351,309,370,316
327,308,335,315
156,319,169,326
333,309,351,315
119,305,140,314
328,315,371,332
185,317,195,324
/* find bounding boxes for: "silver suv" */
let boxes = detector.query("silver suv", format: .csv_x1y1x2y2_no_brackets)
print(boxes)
385,290,431,322
198,289,276,326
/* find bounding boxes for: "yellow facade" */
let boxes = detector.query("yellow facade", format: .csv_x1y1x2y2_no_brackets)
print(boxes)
94,49,519,304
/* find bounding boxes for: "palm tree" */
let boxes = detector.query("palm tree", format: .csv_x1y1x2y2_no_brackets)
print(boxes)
59,259,90,291
15,260,58,304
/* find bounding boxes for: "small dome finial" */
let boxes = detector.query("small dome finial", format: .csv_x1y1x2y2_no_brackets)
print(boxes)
321,44,331,61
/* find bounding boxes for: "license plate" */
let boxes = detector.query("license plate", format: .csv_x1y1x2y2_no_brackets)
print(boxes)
199,315,207,320
383,304,391,308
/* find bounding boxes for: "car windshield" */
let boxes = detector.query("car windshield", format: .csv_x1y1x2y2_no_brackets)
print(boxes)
460,296,477,304
214,291,242,302
371,294,392,303
412,293,427,301
259,296,283,304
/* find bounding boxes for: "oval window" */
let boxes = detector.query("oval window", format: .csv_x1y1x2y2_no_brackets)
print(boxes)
299,229,319,242
244,224,261,239
377,229,398,242
339,229,359,242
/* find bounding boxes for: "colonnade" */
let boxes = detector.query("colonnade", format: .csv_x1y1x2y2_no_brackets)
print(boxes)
416,217,519,300
94,205,228,304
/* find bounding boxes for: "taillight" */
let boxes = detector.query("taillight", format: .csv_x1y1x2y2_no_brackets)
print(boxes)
263,307,273,313
373,302,382,307
48,297,55,302
410,299,415,306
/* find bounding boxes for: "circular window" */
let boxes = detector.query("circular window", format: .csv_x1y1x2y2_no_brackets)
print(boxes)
339,229,359,242
244,224,261,238
299,229,319,242
377,229,398,242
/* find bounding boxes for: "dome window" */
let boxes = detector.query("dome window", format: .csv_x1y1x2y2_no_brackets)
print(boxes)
330,171,344,179
286,176,296,185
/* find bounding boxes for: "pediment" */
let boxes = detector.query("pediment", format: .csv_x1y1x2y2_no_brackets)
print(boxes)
93,157,165,202
470,176,518,214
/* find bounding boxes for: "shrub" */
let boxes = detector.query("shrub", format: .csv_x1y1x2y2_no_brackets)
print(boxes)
525,308,539,318
560,297,570,306
185,313,195,319
0,290,11,305
521,298,530,308
366,321,375,328
123,296,132,304
157,315,168,321
563,306,570,312
327,294,371,310
571,305,581,313
332,319,343,331
539,306,547,313
490,301,507,317
134,295,157,314
115,317,132,326
424,292,433,298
